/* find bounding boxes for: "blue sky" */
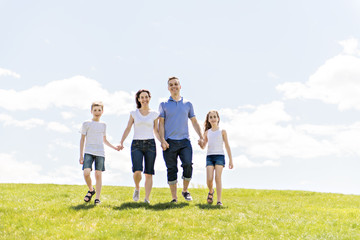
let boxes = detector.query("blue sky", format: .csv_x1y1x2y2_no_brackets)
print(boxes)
2,0,360,195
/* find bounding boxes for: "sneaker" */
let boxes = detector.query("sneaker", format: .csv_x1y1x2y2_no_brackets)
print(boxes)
217,201,223,206
170,199,178,203
144,199,150,204
182,191,193,201
133,189,140,202
94,199,101,205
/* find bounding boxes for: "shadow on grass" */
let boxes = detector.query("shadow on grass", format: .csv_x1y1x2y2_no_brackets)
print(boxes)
113,202,189,211
196,203,226,210
70,203,96,210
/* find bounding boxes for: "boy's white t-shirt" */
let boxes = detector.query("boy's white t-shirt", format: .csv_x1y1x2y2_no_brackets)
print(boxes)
130,109,159,140
81,120,106,157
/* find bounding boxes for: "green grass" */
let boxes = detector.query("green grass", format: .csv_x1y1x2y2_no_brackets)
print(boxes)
1,184,360,239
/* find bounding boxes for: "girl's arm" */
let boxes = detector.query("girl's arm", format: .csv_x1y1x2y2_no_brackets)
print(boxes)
119,115,134,150
200,130,208,149
79,134,86,164
153,117,161,143
222,129,233,169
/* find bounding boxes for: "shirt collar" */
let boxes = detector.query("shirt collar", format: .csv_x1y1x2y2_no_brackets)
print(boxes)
169,96,183,102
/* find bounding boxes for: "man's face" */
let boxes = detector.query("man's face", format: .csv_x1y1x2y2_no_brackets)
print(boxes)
168,79,181,95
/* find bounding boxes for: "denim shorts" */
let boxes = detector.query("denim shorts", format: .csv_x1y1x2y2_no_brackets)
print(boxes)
83,153,105,171
206,155,225,167
131,139,156,175
163,139,193,185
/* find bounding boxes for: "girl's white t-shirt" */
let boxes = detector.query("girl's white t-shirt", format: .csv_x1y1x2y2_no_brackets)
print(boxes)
81,120,106,157
207,128,225,155
130,109,159,140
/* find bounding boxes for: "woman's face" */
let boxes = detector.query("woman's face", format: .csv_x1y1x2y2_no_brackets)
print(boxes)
138,92,150,107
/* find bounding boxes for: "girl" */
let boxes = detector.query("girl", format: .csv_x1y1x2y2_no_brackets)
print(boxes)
200,110,233,206
119,89,160,203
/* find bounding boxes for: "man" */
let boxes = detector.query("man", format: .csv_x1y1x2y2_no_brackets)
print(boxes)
159,77,204,202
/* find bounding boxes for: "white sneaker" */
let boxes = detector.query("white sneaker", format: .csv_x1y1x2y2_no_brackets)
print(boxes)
144,199,150,204
133,189,140,201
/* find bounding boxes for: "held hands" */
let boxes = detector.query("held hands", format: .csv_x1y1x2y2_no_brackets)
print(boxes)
198,139,205,149
116,144,124,151
161,141,169,151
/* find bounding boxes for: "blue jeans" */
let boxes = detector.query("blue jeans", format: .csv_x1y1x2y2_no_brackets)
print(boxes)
82,153,105,171
131,139,156,175
163,139,193,185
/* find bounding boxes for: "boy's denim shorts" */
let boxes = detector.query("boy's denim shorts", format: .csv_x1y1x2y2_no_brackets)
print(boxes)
206,154,225,167
131,139,156,175
83,153,105,171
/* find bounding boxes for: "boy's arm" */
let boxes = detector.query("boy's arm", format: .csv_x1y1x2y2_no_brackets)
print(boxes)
159,117,169,150
222,129,233,169
119,115,134,150
103,136,119,151
79,134,86,164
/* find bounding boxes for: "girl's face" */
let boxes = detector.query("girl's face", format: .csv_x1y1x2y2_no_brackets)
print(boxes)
138,92,150,107
208,112,219,126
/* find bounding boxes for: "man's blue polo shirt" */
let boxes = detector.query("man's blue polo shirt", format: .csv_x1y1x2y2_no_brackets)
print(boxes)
159,96,195,140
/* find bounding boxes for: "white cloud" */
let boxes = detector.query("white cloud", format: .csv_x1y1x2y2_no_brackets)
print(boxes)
0,76,134,114
47,121,71,133
0,67,20,78
233,155,280,168
61,112,74,119
277,38,360,111
0,113,44,129
267,72,279,79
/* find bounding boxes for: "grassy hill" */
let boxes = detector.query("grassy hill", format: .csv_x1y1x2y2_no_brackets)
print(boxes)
1,184,360,239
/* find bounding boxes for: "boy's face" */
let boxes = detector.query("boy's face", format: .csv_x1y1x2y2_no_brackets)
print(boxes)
168,79,181,95
91,106,103,118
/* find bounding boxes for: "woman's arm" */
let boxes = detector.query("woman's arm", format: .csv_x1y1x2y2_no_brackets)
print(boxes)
119,115,134,149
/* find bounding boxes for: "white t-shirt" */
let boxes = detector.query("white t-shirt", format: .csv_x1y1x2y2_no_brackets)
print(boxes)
207,128,225,155
130,109,159,140
81,120,106,157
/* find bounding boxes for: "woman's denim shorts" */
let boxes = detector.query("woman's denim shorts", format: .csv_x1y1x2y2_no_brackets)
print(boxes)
206,154,225,167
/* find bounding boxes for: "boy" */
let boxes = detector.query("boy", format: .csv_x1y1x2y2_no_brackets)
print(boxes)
79,101,119,205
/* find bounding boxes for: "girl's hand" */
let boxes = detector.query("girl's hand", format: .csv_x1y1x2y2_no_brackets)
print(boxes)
229,161,233,169
118,144,124,151
161,141,169,151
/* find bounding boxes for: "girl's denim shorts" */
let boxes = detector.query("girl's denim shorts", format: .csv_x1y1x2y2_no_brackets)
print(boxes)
206,154,225,167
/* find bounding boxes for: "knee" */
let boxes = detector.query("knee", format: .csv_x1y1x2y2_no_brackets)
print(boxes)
95,171,102,178
134,171,142,177
83,169,91,177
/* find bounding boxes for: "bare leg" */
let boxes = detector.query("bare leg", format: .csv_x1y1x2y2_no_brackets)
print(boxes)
182,179,190,193
170,184,177,200
144,174,153,201
133,171,142,190
95,170,102,200
206,166,215,193
214,165,224,202
83,168,94,191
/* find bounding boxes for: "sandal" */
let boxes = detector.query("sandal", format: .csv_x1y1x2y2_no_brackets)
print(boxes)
84,188,96,202
94,199,101,205
207,190,215,204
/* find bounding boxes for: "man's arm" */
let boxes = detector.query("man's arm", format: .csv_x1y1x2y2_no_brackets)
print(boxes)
159,117,169,150
190,117,204,147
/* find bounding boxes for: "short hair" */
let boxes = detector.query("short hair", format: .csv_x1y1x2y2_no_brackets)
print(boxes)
168,76,179,84
91,101,104,110
135,89,151,109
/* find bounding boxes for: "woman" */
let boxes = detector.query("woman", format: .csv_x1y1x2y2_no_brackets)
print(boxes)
119,89,160,203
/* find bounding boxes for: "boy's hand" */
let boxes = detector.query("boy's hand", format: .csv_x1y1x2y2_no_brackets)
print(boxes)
79,156,84,165
118,144,124,151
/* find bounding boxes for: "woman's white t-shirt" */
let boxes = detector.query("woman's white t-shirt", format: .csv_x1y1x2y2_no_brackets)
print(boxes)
206,128,225,155
130,109,159,140
81,120,106,157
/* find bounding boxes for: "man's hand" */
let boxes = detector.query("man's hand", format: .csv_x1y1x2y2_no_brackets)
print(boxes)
161,141,170,151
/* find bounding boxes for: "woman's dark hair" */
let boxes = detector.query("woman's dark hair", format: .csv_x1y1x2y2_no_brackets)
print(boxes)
135,89,151,109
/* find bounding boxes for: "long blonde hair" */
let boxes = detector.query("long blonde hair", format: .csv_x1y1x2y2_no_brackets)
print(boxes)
204,110,220,131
